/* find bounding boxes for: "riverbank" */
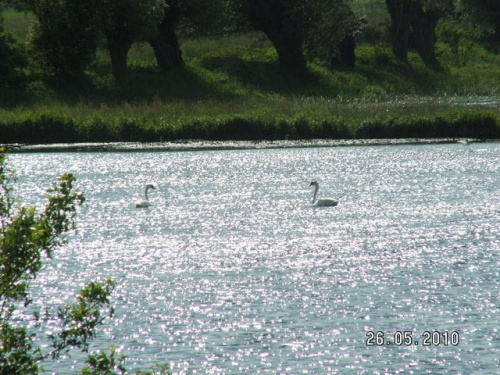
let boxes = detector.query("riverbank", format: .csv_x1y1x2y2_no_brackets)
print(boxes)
5,137,497,154
2,95,499,145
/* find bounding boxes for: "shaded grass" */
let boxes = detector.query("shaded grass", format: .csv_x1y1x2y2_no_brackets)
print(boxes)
2,10,34,40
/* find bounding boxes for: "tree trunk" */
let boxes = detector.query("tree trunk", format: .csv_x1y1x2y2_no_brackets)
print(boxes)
149,2,183,73
108,40,131,85
245,0,307,76
385,0,413,62
491,25,500,53
411,8,440,68
265,23,307,75
329,34,356,69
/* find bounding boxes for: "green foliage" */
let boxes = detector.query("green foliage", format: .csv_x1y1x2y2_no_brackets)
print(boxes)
79,347,172,375
100,0,165,43
136,363,172,375
176,0,229,37
26,0,166,83
231,0,361,70
352,0,389,44
0,113,80,143
0,99,498,144
458,0,500,52
101,0,166,82
0,20,27,104
0,321,42,373
299,0,361,64
437,19,480,66
234,0,308,74
80,347,127,375
0,170,85,303
28,0,100,82
1,10,34,40
50,280,116,359
459,0,500,32
356,110,499,138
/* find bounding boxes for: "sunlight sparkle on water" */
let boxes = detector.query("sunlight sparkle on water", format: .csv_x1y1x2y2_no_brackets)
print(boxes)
9,142,500,374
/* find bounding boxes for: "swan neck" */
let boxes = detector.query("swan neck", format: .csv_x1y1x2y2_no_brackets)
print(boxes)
144,187,149,201
312,184,318,204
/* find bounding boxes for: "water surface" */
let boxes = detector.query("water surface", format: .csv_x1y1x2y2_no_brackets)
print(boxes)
10,142,500,374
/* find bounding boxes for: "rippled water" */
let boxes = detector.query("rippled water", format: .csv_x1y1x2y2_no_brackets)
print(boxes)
10,142,500,374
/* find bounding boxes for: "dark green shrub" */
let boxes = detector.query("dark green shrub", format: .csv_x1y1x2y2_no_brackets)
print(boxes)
83,119,115,142
29,114,78,143
437,20,480,66
0,24,27,104
29,0,100,83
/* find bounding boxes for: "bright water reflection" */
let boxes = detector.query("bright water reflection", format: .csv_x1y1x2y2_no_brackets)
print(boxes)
10,143,500,374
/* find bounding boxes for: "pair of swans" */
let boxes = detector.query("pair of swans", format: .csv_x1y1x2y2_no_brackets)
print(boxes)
135,181,338,208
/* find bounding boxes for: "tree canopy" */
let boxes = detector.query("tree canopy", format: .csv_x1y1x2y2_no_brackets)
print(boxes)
459,0,500,50
0,0,498,85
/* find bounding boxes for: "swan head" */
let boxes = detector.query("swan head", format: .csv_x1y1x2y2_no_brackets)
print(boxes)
309,181,318,187
145,184,156,191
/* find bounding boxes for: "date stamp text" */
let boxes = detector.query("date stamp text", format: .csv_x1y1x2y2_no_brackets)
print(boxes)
366,331,459,346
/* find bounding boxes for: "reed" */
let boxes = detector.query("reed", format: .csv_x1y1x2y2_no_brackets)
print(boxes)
1,100,498,144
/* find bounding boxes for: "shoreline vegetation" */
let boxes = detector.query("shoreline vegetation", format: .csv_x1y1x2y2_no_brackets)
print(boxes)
1,106,499,147
2,7,500,146
2,96,499,146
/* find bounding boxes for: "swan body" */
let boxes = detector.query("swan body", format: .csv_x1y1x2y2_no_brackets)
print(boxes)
310,181,338,207
135,184,156,208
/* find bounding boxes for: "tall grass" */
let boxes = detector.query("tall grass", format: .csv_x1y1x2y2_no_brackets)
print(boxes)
1,96,498,143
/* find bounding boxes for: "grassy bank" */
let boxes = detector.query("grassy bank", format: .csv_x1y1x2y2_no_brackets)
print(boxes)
1,11,500,144
2,98,498,143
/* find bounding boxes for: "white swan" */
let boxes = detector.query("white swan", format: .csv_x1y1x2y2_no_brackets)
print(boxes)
309,181,338,207
135,184,156,208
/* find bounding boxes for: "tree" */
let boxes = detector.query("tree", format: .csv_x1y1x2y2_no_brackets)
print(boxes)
386,0,453,67
0,12,27,102
299,0,361,68
229,0,361,74
28,0,100,84
149,0,228,73
410,0,454,67
0,150,170,374
385,0,417,62
459,0,500,51
27,0,166,84
236,0,308,75
99,0,165,84
149,1,184,73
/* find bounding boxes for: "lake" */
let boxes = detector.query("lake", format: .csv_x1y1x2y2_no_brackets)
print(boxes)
9,141,500,374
